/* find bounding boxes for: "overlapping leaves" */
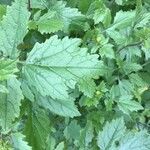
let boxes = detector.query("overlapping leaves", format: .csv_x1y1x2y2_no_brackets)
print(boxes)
22,35,104,117
98,118,150,150
0,0,150,149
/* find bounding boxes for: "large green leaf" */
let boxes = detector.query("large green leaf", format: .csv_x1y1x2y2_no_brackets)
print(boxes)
0,0,30,59
0,77,23,131
97,118,126,150
24,107,51,150
118,131,150,150
22,35,104,100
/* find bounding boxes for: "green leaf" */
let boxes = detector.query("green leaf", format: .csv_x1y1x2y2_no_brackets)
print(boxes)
46,136,56,150
97,118,126,150
99,44,115,59
55,142,64,150
0,77,23,131
11,133,32,150
0,0,12,5
30,0,49,9
120,46,142,60
142,38,150,60
21,80,35,102
0,0,30,59
121,62,142,74
78,78,97,98
37,11,64,34
24,107,51,150
129,73,147,87
0,0,150,149
134,2,150,29
36,92,80,117
0,4,6,21
87,0,111,27
0,59,18,81
108,10,135,30
0,84,8,93
118,131,150,150
106,30,128,45
118,79,134,96
22,36,104,100
64,120,81,140
36,1,83,33
117,95,143,115
78,121,94,148
115,0,123,5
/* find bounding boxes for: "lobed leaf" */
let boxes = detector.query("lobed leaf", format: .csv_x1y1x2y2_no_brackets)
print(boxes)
22,35,104,100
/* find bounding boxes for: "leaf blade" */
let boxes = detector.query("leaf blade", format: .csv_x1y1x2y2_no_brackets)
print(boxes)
0,0,30,58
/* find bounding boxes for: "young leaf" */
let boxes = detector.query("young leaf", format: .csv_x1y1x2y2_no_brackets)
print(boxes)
99,44,115,59
37,1,83,33
97,118,126,150
117,95,143,115
0,0,30,58
87,0,111,26
0,77,23,131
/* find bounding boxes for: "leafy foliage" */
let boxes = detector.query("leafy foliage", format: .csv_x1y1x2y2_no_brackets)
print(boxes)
0,0,150,149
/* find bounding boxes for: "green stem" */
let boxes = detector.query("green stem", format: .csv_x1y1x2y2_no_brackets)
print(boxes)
117,41,143,52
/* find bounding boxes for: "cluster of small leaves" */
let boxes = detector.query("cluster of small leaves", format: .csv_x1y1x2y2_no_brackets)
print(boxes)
0,0,150,149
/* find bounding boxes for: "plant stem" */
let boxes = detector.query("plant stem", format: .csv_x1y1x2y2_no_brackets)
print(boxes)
117,41,143,52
